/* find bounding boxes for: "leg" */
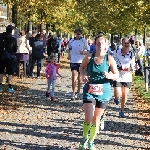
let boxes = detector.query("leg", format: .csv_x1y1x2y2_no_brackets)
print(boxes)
113,81,122,105
72,70,78,95
144,67,148,91
0,61,5,88
47,79,52,93
57,52,61,63
77,72,82,93
30,57,36,77
6,60,15,92
23,61,27,78
37,58,41,77
119,82,131,118
121,86,129,110
88,101,108,149
51,79,56,98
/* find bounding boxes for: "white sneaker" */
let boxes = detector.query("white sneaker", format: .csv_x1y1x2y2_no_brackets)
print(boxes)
71,93,75,100
100,119,104,130
97,119,104,134
75,92,80,100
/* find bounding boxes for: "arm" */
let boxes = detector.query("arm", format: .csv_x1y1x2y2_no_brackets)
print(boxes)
67,40,72,59
130,53,136,71
82,39,90,55
105,55,119,80
79,54,92,82
56,65,62,77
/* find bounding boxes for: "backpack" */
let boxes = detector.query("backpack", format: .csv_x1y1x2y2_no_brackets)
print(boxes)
32,41,43,58
0,33,16,60
51,39,59,53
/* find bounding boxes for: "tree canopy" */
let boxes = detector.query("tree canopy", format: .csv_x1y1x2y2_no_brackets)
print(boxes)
2,0,150,35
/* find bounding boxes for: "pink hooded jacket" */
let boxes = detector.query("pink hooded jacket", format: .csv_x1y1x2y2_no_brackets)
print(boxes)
45,63,61,79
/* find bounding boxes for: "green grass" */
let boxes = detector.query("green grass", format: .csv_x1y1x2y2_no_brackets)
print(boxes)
132,76,150,104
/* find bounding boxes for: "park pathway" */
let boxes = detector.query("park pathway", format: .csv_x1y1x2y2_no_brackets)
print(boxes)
0,66,149,150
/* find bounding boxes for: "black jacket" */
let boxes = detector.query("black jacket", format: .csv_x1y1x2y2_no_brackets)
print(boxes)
0,32,17,55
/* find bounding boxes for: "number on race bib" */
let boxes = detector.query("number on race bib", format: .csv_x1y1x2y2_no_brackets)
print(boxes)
88,84,104,95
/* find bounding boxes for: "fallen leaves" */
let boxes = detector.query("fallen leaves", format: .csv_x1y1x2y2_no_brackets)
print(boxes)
132,76,150,141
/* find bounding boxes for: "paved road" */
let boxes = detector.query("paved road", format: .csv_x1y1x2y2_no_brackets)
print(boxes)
0,68,149,150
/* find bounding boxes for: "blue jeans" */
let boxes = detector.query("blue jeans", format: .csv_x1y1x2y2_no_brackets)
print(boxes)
26,55,32,76
47,79,56,97
30,57,42,77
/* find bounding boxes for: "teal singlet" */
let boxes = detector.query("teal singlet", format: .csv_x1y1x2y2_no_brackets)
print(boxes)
83,53,112,102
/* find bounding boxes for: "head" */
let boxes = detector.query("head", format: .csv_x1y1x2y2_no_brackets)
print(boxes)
19,30,26,36
94,35,108,55
122,38,130,49
135,40,140,47
147,42,150,49
32,30,37,37
88,39,93,46
97,31,105,36
74,28,82,39
6,25,15,34
35,34,41,41
48,55,57,64
14,28,19,35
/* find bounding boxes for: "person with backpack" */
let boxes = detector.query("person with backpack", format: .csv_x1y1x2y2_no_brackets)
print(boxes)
0,25,17,92
29,34,44,78
113,37,137,118
79,35,119,150
50,36,59,56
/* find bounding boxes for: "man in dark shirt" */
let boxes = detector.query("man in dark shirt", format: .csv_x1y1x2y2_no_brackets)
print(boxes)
0,25,17,93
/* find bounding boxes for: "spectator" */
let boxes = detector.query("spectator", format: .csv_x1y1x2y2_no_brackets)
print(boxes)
16,30,32,78
30,34,44,78
0,25,17,92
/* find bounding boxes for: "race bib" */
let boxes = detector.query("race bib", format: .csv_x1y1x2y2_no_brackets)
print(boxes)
88,84,103,95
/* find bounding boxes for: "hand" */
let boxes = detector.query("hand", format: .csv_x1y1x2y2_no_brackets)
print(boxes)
82,75,89,83
104,71,112,79
67,56,71,60
80,51,84,55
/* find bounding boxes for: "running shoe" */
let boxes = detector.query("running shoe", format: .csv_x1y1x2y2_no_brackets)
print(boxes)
51,97,54,101
8,87,15,93
71,93,75,100
88,142,96,150
79,138,88,150
75,92,80,100
100,119,104,130
46,92,50,97
119,110,125,118
97,119,104,134
114,99,120,105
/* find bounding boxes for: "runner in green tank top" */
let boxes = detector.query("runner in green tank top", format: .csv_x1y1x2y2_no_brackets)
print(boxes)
79,35,119,150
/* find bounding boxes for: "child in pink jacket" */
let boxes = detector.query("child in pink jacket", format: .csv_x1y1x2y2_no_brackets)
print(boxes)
45,56,62,101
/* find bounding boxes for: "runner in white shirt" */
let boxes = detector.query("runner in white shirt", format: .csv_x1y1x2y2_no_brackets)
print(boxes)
113,37,136,118
68,28,90,100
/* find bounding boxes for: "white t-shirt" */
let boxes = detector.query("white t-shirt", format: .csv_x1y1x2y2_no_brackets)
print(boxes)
114,49,135,82
68,37,90,63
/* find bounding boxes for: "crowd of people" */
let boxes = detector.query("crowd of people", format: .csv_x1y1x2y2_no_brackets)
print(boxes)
0,25,150,150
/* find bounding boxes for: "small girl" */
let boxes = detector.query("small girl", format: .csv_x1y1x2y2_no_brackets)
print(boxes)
45,56,62,101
